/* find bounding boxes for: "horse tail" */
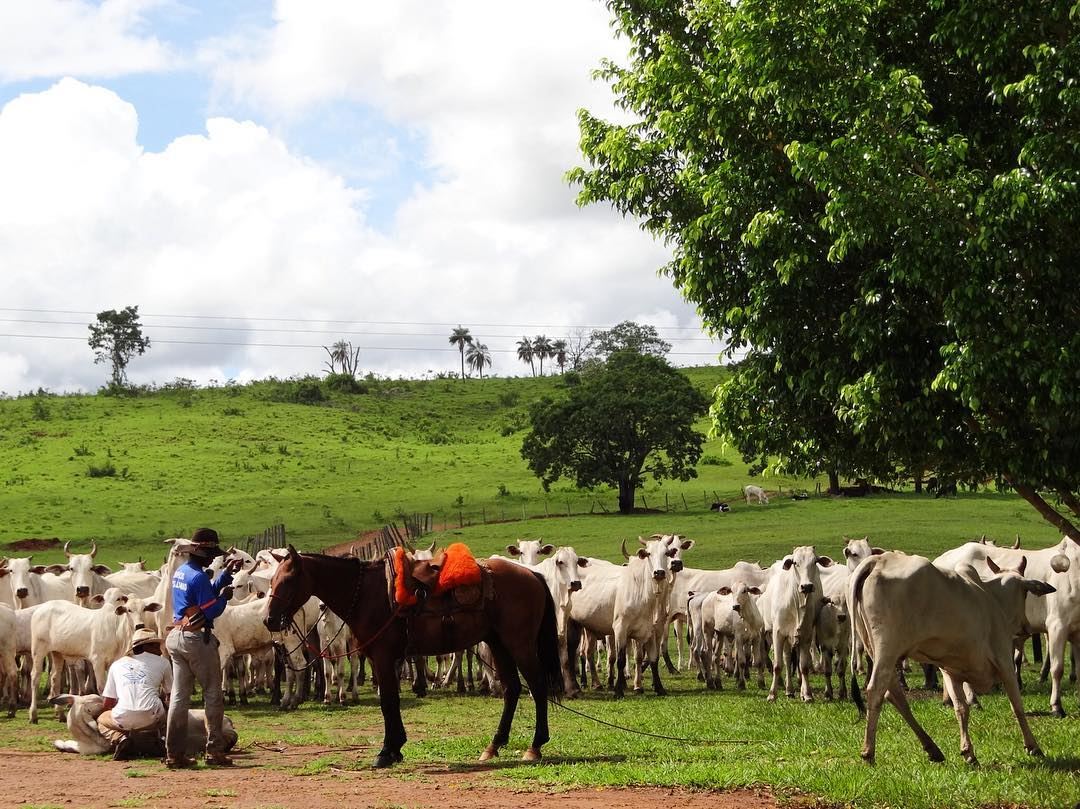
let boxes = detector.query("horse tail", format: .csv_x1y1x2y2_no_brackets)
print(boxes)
535,574,563,700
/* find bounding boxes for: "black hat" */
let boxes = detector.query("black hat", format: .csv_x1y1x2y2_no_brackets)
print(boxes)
185,527,225,558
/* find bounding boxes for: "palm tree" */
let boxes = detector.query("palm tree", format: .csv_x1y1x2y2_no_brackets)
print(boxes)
516,336,536,376
448,326,473,380
551,339,568,374
466,341,492,379
532,335,552,376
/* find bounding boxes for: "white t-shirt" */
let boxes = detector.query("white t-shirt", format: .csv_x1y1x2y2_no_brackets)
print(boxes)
102,653,173,725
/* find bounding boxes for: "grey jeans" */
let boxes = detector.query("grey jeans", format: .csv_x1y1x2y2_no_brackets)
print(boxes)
166,629,226,758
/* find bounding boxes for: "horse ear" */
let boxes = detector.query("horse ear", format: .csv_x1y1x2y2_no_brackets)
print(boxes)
288,544,302,566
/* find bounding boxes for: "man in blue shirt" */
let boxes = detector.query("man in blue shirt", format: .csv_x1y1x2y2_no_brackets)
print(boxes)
164,527,242,768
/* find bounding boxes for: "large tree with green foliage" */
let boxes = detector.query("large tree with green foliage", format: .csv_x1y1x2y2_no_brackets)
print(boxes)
521,351,708,512
588,321,671,361
87,306,150,391
570,0,1080,540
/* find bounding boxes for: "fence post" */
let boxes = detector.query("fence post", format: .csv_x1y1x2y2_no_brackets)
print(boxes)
665,493,669,512
642,494,649,510
682,493,689,511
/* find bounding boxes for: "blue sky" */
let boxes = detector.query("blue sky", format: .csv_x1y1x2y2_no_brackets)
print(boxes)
0,1,717,393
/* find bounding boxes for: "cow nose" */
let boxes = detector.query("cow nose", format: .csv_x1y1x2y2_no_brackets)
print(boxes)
15,588,28,599
799,583,814,594
670,560,684,572
732,604,741,612
76,586,90,597
569,581,581,592
653,570,666,581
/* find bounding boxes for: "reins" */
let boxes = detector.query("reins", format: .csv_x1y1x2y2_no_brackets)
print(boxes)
268,562,407,672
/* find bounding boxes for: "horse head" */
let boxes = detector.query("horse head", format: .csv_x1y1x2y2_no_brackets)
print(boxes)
264,544,310,632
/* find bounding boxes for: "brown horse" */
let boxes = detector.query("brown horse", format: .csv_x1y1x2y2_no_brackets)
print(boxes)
265,545,561,768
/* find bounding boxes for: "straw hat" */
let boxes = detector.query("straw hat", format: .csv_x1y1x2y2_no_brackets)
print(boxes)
130,627,162,653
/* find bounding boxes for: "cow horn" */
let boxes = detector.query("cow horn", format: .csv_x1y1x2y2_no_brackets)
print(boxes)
90,540,97,558
1012,534,1021,550
63,541,72,557
426,540,436,553
638,536,648,547
620,539,630,560
980,534,987,544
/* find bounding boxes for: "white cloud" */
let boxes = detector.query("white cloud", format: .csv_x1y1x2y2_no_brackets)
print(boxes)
0,4,719,393
0,0,174,82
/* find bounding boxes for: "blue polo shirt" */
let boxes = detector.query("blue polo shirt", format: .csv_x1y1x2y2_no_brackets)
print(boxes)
171,560,233,628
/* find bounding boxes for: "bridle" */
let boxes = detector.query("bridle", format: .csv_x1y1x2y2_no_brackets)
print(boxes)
267,560,406,670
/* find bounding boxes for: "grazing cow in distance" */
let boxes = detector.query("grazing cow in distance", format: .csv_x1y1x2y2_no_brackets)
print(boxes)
744,485,769,505
850,552,1054,764
710,501,730,513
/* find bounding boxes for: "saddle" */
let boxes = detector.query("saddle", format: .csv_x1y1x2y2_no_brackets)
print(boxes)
389,544,494,646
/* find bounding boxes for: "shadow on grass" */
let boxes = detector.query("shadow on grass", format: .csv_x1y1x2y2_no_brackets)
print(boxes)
1023,756,1080,774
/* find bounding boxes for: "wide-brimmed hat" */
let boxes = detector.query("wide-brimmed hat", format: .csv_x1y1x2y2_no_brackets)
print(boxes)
130,627,162,653
175,527,225,559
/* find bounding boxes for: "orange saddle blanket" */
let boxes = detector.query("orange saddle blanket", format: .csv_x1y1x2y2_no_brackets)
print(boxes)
393,542,482,606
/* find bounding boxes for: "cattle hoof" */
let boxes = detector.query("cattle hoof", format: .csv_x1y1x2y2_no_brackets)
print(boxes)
766,694,777,703
860,751,875,765
655,687,667,697
802,696,814,704
632,687,644,695
1051,704,1066,718
479,746,499,762
962,751,978,766
737,681,746,691
521,748,542,762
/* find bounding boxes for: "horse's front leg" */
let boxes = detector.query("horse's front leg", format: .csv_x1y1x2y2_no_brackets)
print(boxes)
373,655,406,768
480,638,521,762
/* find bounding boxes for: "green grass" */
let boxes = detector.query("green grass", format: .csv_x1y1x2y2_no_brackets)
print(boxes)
2,662,1077,808
4,370,1079,807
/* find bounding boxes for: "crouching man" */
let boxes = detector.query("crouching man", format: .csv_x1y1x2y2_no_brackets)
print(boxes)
97,628,172,760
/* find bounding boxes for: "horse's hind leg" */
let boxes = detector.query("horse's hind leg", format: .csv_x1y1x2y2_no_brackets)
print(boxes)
479,638,521,762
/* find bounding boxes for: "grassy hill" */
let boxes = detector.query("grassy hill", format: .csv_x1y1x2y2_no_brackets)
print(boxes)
0,367,1065,568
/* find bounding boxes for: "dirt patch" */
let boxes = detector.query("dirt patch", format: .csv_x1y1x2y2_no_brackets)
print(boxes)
1,747,780,809
2,537,62,552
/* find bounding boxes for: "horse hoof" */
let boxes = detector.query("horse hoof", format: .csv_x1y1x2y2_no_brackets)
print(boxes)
478,746,499,762
522,748,541,762
1028,746,1044,758
927,746,945,763
373,751,403,768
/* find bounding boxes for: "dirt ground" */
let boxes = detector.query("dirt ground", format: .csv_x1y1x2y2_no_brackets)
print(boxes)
1,747,780,809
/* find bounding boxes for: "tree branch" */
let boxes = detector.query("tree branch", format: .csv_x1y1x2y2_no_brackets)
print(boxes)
1007,476,1080,544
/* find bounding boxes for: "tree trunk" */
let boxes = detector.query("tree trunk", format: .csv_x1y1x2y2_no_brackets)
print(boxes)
1008,478,1080,544
617,479,636,513
827,469,840,495
913,467,924,494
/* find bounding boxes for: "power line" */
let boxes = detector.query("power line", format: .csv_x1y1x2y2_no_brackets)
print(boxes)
0,307,717,334
0,317,722,342
0,332,724,357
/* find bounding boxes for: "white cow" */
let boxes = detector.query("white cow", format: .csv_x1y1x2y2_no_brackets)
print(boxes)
713,581,766,690
757,545,833,702
0,556,75,607
510,545,588,696
744,484,769,505
27,596,162,723
601,536,676,697
51,692,238,756
317,603,360,705
105,559,161,599
842,536,884,672
665,560,769,670
851,551,1054,764
52,541,113,604
0,605,16,716
1045,540,1080,717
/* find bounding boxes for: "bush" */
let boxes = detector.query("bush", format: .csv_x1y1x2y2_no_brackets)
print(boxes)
87,461,117,478
497,391,520,407
30,398,50,421
222,407,243,417
73,444,93,457
700,454,732,466
325,373,367,394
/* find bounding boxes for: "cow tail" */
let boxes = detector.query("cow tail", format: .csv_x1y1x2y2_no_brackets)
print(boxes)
849,559,875,718
536,576,563,701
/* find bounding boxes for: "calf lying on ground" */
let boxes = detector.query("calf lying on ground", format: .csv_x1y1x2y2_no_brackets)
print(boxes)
51,693,238,757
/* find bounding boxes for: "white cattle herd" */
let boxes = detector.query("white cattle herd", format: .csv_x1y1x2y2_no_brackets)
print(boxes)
1,520,1078,766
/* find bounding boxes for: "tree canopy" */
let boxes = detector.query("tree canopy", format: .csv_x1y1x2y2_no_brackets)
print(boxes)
570,0,1080,539
588,320,671,360
87,306,150,391
521,351,708,513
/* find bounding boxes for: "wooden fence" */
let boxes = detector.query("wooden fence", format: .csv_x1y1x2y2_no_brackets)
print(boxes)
243,523,285,556
352,513,434,561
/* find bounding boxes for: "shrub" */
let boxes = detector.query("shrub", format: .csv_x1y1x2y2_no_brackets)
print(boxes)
325,373,367,394
497,391,520,407
222,407,243,417
700,454,732,466
87,461,117,478
30,398,50,421
73,444,93,457
497,484,511,497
